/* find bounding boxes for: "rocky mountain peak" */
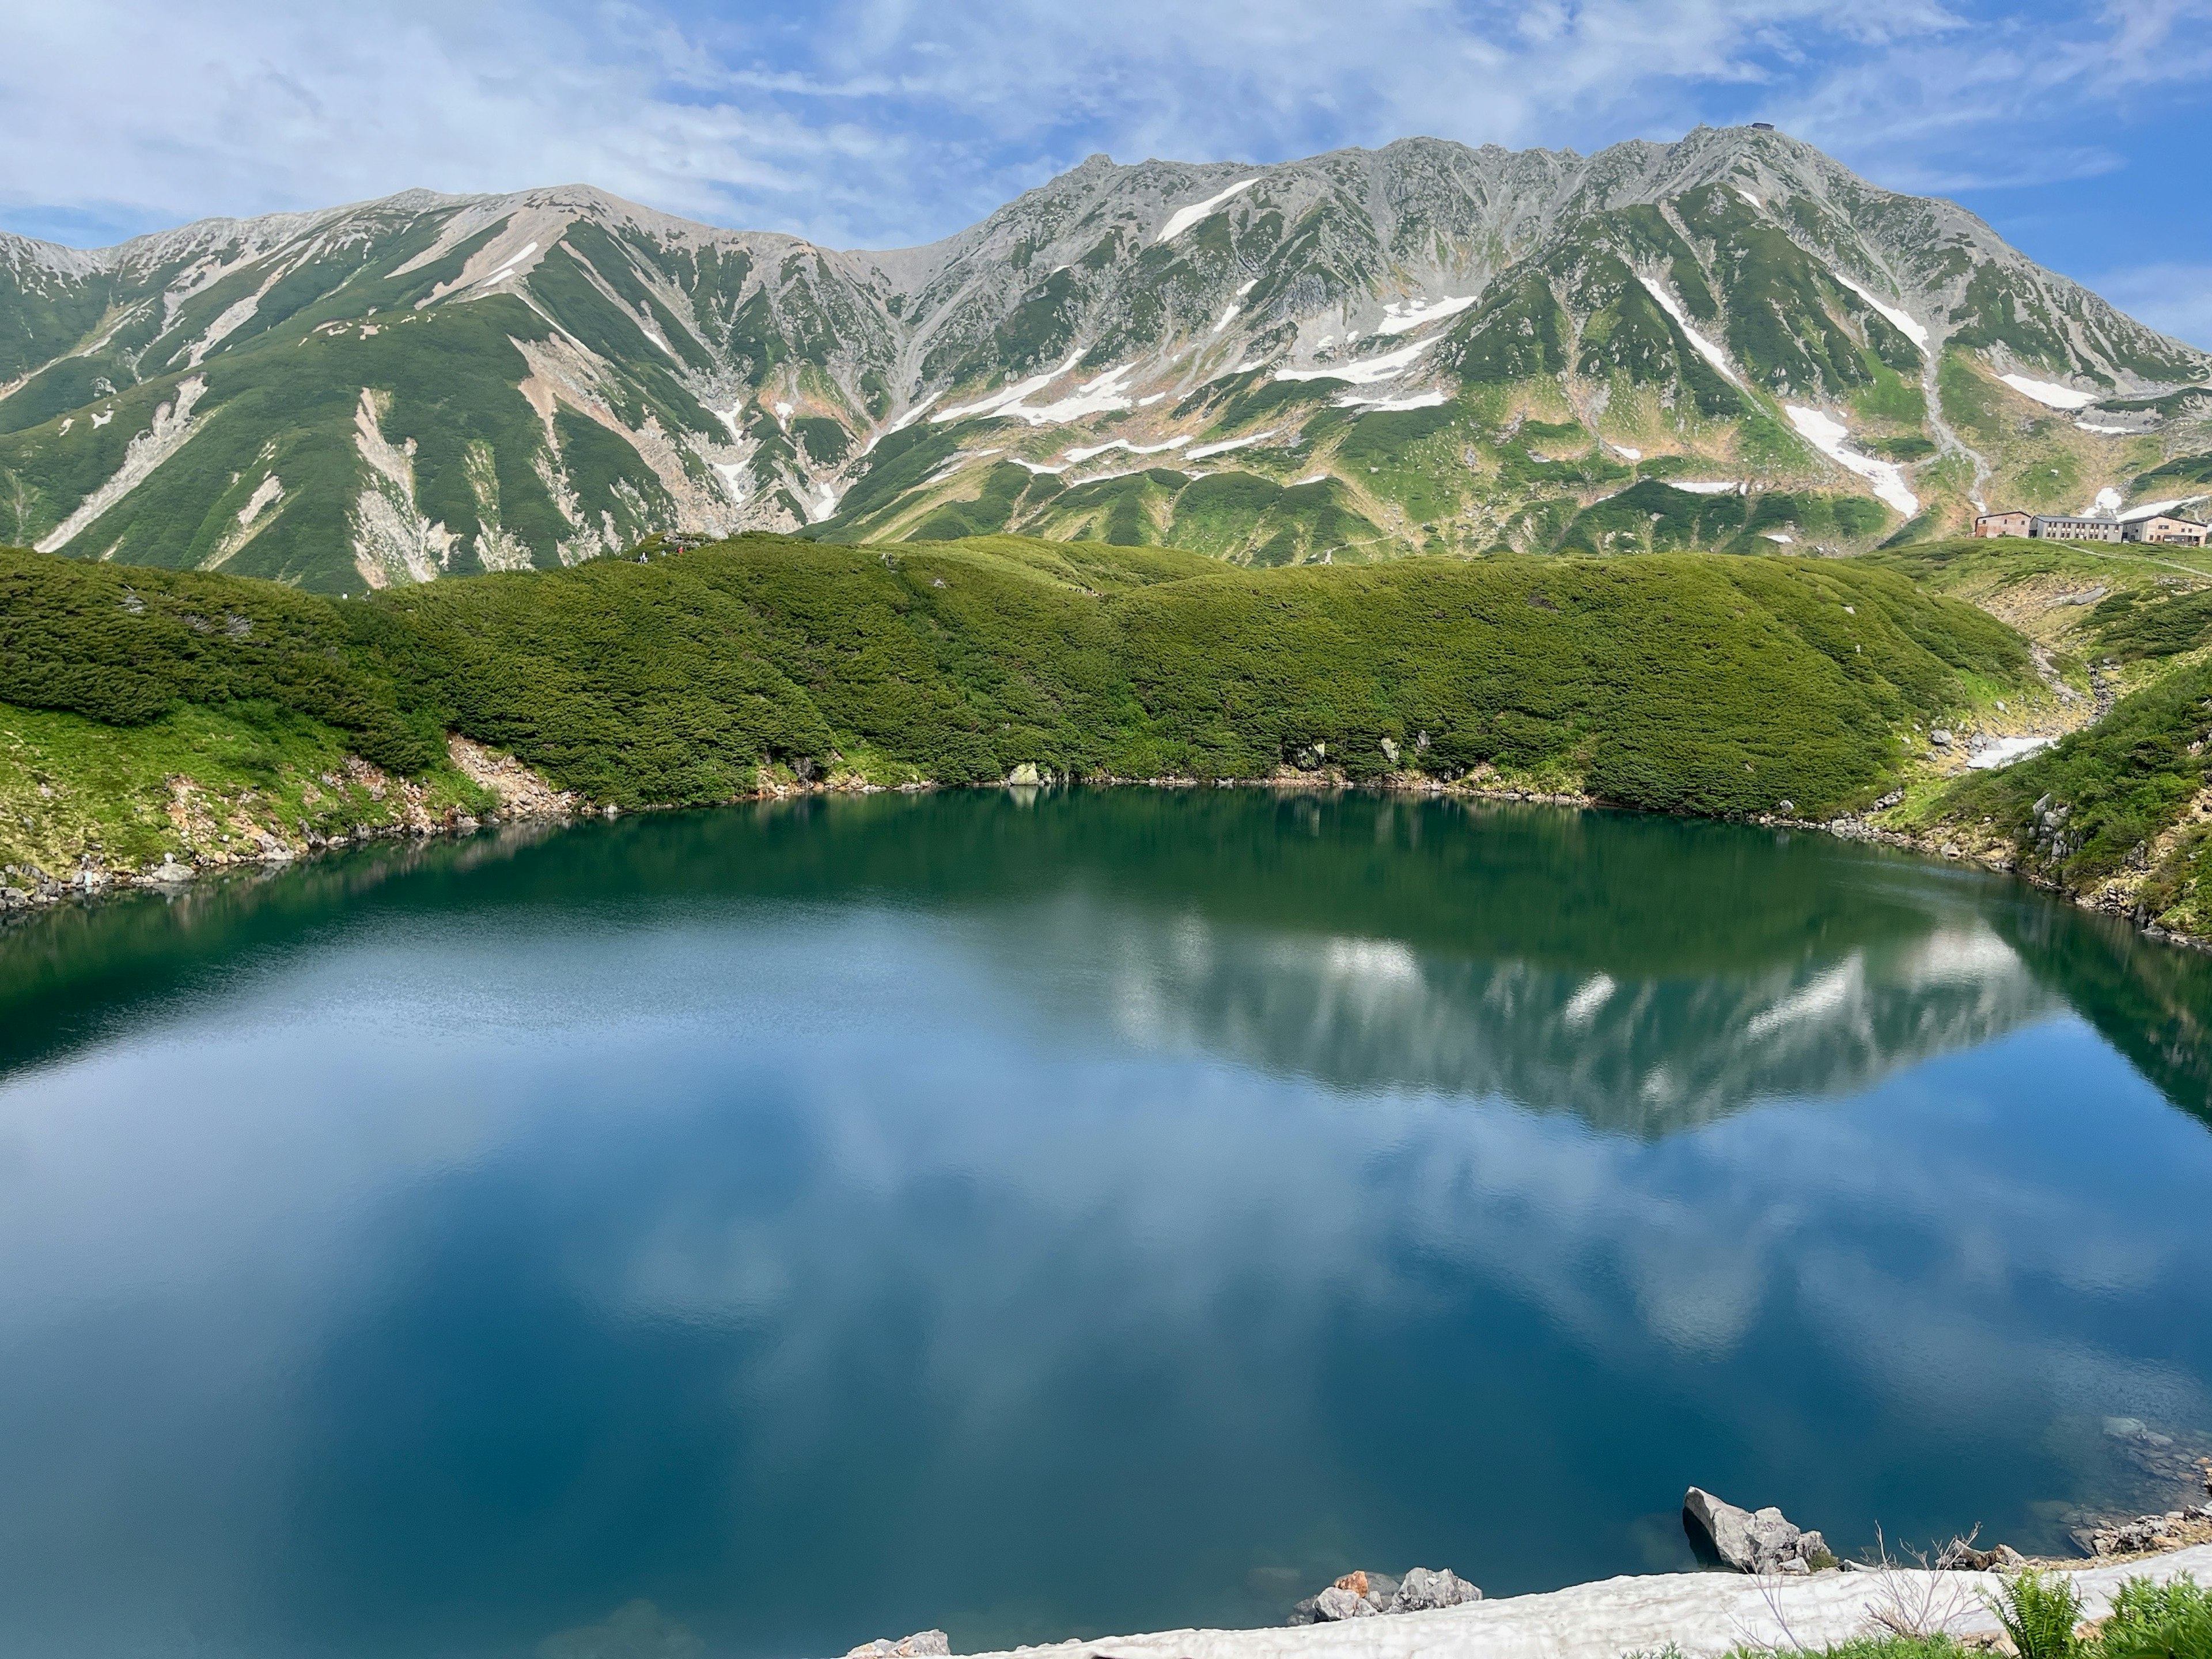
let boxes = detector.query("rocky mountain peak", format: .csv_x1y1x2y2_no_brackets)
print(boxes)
2,128,2206,588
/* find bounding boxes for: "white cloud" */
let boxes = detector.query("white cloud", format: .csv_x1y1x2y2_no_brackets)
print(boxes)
1,0,2209,286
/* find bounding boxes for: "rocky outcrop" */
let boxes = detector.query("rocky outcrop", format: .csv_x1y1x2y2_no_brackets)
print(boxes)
1288,1567,1482,1623
445,734,578,817
2071,1502,2212,1561
1682,1487,1833,1575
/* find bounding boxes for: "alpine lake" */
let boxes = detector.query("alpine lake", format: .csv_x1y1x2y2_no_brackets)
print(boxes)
1,790,2208,1659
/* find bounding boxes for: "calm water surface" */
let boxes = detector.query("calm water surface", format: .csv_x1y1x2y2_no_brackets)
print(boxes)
1,792,2209,1659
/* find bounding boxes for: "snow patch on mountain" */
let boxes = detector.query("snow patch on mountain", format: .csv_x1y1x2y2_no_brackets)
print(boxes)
998,362,1141,425
1375,295,1478,336
1785,404,1918,516
474,241,540,288
2001,373,2097,410
1064,435,1192,463
934,352,1085,422
1187,429,1278,460
1338,389,1450,411
1275,336,1440,385
1830,272,1929,350
1157,179,1259,243
1638,276,1741,387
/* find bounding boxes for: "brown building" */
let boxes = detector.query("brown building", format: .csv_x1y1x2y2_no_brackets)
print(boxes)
1974,510,2033,538
2122,513,2209,547
2031,514,2123,542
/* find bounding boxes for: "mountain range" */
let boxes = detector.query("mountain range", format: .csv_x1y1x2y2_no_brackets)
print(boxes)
3,125,2209,591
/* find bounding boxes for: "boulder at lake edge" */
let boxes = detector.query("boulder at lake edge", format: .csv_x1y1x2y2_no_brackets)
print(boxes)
1683,1487,1830,1575
1288,1566,1482,1623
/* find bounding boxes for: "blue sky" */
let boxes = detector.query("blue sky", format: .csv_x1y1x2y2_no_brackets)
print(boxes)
3,0,2208,346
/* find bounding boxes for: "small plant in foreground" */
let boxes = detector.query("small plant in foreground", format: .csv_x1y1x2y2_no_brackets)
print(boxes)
2101,1573,2212,1659
1988,1569,2085,1659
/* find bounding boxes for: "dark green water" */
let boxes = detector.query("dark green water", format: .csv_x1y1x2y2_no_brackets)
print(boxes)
1,791,2209,1659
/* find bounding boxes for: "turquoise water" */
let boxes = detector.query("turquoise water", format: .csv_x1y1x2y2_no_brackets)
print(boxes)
0,791,2207,1659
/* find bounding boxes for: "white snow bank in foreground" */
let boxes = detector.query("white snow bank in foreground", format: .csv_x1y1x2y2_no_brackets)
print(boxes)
1638,276,1741,386
1785,404,1919,517
1671,480,1747,495
2077,421,2135,434
1969,736,2056,769
1158,179,1258,243
2082,486,2123,516
2001,373,2098,410
1831,272,1930,350
957,1544,2212,1659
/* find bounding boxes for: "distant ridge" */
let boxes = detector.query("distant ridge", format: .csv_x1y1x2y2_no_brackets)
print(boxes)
3,127,2207,588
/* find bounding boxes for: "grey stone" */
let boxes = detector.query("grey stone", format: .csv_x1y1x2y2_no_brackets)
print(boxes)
1684,1487,1817,1575
1391,1567,1482,1612
1312,1586,1378,1622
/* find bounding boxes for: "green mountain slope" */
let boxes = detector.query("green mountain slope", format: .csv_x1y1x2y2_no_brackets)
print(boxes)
5,132,2206,589
2,533,2031,880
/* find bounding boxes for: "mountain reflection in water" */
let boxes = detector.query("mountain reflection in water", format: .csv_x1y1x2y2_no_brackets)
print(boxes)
0,791,2206,1659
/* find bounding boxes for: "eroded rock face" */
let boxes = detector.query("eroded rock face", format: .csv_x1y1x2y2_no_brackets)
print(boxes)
1684,1487,1829,1575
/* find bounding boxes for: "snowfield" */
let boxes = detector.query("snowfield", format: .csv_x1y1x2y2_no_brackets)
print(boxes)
2000,373,2098,410
1830,272,1930,349
1157,179,1259,243
1637,276,1741,386
1785,404,1919,517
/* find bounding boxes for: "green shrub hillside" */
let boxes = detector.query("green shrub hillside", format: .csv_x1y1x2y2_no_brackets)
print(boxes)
2,535,2032,871
1921,659,2212,937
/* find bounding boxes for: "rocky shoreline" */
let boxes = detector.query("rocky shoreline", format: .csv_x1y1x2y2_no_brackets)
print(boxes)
4,749,2203,958
839,1474,2212,1659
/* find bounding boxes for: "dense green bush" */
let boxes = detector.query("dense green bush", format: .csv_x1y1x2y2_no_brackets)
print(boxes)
2,534,2030,816
1940,661,2212,885
0,547,446,770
